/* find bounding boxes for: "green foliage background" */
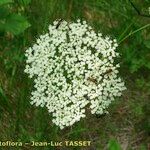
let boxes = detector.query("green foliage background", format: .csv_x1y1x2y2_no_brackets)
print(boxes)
0,0,150,149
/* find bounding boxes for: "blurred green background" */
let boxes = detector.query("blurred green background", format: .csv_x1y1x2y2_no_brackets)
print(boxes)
0,0,150,150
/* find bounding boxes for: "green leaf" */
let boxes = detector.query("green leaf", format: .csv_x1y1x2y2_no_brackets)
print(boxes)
4,14,30,35
20,0,31,5
0,0,13,6
0,85,11,112
140,144,147,150
144,40,150,49
108,139,122,150
0,6,10,18
0,85,7,100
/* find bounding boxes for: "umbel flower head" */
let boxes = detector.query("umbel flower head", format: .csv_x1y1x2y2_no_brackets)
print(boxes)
24,19,126,129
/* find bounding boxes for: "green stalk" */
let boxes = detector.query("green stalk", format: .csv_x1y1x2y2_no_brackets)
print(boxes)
119,23,150,44
118,22,133,41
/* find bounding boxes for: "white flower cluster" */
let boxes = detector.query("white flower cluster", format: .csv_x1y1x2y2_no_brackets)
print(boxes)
24,19,126,129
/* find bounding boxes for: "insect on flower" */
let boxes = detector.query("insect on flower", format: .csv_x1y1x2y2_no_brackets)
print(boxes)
56,19,63,29
87,77,97,84
103,69,113,76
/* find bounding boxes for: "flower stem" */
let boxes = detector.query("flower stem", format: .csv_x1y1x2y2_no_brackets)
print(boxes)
118,22,133,41
118,23,150,44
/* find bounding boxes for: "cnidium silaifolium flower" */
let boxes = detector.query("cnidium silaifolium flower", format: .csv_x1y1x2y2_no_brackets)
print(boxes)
24,19,126,129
